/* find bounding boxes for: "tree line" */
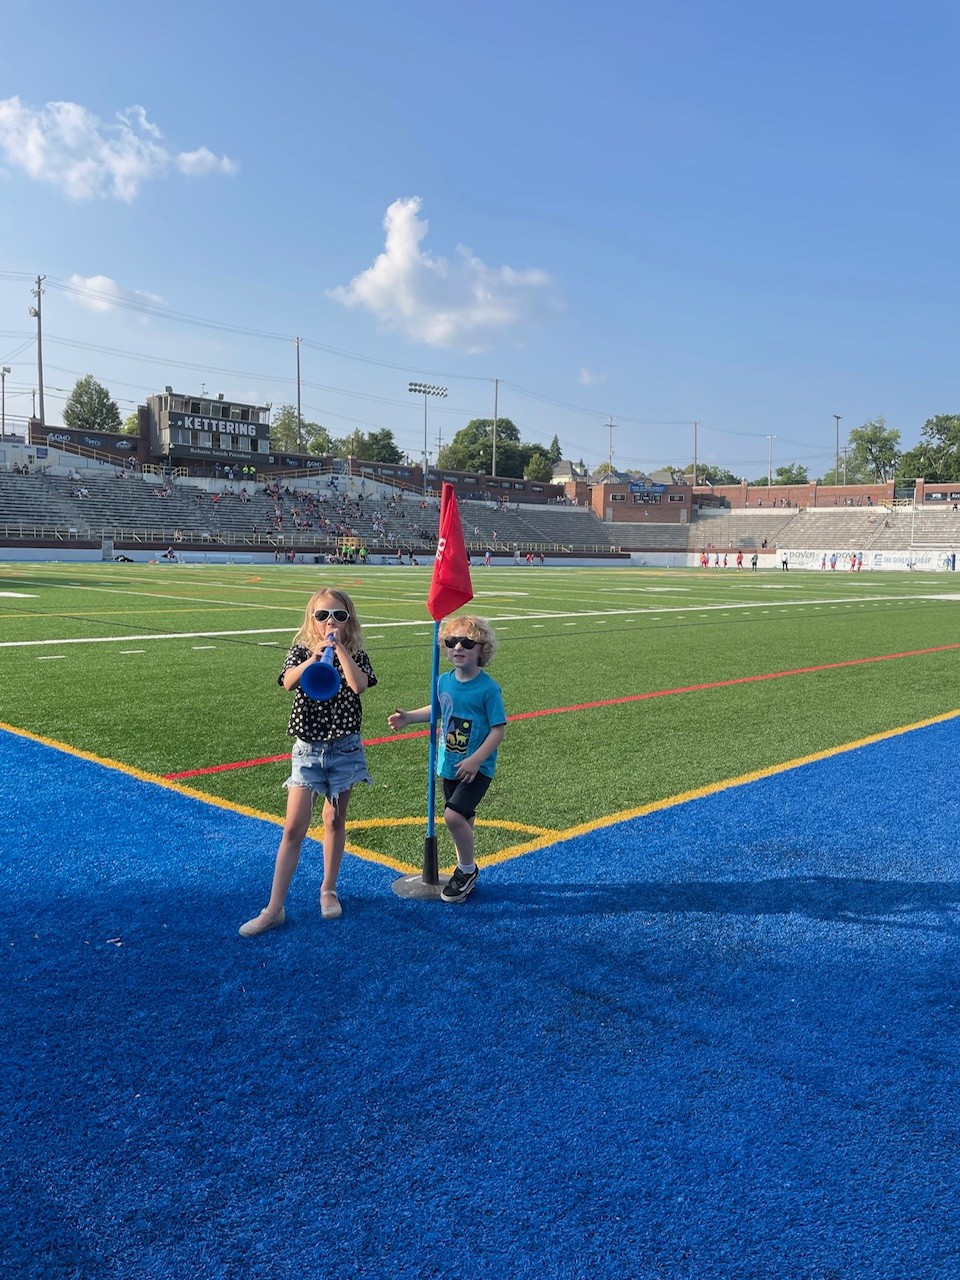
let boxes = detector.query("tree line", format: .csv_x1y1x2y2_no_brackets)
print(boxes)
59,376,960,486
674,416,960,486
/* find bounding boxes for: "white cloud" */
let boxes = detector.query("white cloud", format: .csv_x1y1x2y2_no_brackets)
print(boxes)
0,96,237,201
578,367,607,386
176,146,238,178
330,196,555,350
66,274,164,315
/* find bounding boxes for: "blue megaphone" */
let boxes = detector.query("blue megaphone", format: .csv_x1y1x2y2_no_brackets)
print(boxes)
300,644,341,702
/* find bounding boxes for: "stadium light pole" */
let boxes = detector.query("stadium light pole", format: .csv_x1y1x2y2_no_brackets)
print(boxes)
408,381,447,494
29,274,46,431
0,367,9,440
767,434,776,487
834,414,842,484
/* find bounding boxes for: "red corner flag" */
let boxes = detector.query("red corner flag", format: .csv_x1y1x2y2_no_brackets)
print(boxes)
427,483,474,621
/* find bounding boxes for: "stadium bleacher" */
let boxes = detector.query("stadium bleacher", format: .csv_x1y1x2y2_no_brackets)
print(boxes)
3,462,959,557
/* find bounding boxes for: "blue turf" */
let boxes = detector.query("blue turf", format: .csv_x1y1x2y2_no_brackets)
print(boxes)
2,724,959,1279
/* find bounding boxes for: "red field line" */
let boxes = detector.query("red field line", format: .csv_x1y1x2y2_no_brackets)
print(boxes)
162,642,960,779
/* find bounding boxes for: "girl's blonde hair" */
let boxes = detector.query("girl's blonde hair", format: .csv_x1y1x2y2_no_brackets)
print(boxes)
438,614,497,668
294,587,365,655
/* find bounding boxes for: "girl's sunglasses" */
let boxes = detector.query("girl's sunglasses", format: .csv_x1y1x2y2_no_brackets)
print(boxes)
313,608,349,623
443,635,477,649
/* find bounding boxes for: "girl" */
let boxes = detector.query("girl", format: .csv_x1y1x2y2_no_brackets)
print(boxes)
239,587,377,936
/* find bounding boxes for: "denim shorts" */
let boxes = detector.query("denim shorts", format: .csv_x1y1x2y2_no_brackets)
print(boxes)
285,733,373,803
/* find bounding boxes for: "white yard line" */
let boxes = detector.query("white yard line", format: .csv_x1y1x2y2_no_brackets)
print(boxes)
0,593,945,649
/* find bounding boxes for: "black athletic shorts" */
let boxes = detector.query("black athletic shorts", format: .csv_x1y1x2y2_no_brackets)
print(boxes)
441,773,492,820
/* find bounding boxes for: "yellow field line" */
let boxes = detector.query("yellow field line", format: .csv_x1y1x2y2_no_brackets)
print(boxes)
3,707,959,875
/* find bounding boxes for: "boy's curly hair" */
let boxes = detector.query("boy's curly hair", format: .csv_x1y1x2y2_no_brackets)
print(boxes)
438,615,497,668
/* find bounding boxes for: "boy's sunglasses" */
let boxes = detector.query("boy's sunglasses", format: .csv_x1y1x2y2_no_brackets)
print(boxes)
313,608,349,623
443,635,477,649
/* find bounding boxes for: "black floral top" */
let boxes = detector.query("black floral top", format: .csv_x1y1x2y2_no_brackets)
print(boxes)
279,643,377,742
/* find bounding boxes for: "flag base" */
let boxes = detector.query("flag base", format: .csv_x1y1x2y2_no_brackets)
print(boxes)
391,873,451,900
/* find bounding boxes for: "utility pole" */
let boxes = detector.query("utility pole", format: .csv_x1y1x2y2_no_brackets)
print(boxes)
841,445,850,485
606,416,615,476
294,337,302,454
29,276,45,430
0,366,9,439
491,377,499,478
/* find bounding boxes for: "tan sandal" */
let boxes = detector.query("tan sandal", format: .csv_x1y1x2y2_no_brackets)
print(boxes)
320,889,342,920
238,907,286,937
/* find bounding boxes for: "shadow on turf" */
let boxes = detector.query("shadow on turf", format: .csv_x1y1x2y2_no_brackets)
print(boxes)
481,875,960,929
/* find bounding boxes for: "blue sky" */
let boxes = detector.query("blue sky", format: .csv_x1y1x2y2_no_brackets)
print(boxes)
1,0,958,478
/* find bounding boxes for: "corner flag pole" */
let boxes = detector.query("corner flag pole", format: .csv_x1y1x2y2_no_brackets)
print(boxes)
392,482,474,901
422,619,442,886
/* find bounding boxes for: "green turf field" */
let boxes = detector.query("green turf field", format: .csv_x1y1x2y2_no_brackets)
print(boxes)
3,561,959,866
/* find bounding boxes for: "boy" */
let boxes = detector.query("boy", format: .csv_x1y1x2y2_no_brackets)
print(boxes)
388,616,506,903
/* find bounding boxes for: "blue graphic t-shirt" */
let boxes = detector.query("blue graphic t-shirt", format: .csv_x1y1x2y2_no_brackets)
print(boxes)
436,669,507,780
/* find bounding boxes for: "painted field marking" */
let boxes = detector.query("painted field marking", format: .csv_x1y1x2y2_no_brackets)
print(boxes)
162,640,960,780
1,591,952,651
0,592,36,598
5,708,960,879
481,706,960,870
37,655,67,661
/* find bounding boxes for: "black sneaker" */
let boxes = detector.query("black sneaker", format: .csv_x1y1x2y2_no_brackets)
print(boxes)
441,864,479,903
